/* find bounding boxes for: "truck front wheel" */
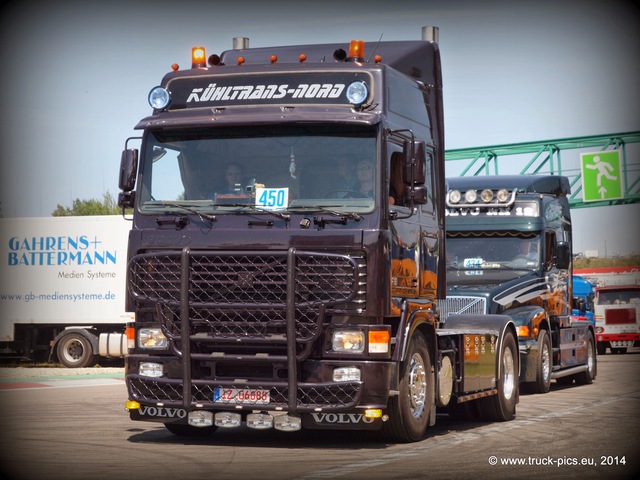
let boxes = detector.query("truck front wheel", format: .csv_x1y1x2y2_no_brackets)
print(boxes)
56,332,96,368
383,331,433,442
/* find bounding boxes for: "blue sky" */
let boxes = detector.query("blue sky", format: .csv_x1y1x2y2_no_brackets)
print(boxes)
1,0,639,255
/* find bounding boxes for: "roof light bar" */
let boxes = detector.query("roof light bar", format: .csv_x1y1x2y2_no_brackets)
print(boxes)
446,188,517,208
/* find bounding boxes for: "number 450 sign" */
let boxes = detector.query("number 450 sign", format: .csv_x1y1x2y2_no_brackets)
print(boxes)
255,187,289,209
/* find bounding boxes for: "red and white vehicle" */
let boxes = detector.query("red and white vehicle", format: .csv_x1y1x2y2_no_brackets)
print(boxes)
594,284,640,354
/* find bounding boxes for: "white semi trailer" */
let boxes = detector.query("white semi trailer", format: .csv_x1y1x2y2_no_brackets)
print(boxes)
0,215,131,367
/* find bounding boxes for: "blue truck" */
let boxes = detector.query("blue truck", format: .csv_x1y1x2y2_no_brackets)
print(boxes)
572,275,595,326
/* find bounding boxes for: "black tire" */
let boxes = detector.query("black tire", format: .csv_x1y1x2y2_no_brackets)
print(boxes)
596,342,606,356
164,423,217,437
531,330,552,394
480,329,518,421
575,331,597,385
383,332,433,442
56,332,96,368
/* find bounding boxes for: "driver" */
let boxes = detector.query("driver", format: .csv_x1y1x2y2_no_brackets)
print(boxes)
513,240,538,263
350,159,398,204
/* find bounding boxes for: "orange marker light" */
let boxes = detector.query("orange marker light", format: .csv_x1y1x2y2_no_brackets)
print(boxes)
125,327,136,340
171,63,179,71
374,55,382,64
349,40,365,60
299,53,307,63
368,330,390,353
237,56,245,65
125,326,136,350
192,46,206,68
270,55,278,63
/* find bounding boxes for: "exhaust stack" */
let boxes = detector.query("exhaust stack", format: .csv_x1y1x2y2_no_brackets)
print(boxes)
422,26,439,43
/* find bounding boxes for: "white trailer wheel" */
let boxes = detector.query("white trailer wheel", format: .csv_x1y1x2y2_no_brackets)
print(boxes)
56,332,96,368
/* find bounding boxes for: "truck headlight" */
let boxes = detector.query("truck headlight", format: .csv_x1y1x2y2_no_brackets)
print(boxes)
332,330,365,353
138,328,168,349
139,362,164,377
333,367,361,382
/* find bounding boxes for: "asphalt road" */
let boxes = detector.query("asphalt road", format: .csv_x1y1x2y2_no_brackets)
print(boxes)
1,354,638,480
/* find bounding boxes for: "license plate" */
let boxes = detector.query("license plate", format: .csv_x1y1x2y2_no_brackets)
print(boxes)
214,387,270,405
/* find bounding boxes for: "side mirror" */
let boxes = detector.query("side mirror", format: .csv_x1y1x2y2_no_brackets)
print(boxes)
403,139,426,185
118,191,135,209
577,297,586,313
404,185,428,205
119,149,138,192
556,241,571,269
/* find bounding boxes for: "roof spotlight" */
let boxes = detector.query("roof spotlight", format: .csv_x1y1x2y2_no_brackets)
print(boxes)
148,86,170,110
480,189,494,203
346,81,368,106
464,189,477,203
496,188,510,202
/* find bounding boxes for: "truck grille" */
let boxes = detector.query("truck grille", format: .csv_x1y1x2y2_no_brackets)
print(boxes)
605,308,635,325
439,296,487,319
128,250,366,343
126,249,367,411
130,250,365,307
128,376,363,413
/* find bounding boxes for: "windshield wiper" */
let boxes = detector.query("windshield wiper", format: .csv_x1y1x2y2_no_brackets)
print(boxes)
288,205,363,222
144,201,217,225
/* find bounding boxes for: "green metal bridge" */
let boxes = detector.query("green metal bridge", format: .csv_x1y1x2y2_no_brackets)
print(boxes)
445,131,640,209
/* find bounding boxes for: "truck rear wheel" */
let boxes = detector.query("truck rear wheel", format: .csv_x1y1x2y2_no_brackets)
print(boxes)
480,329,517,421
56,332,96,368
383,332,432,442
574,331,596,385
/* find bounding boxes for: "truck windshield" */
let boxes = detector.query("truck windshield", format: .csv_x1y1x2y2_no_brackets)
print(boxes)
446,234,541,270
138,125,377,215
597,288,640,305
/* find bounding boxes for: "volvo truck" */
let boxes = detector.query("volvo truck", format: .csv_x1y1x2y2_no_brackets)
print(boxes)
118,28,520,442
443,175,597,394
